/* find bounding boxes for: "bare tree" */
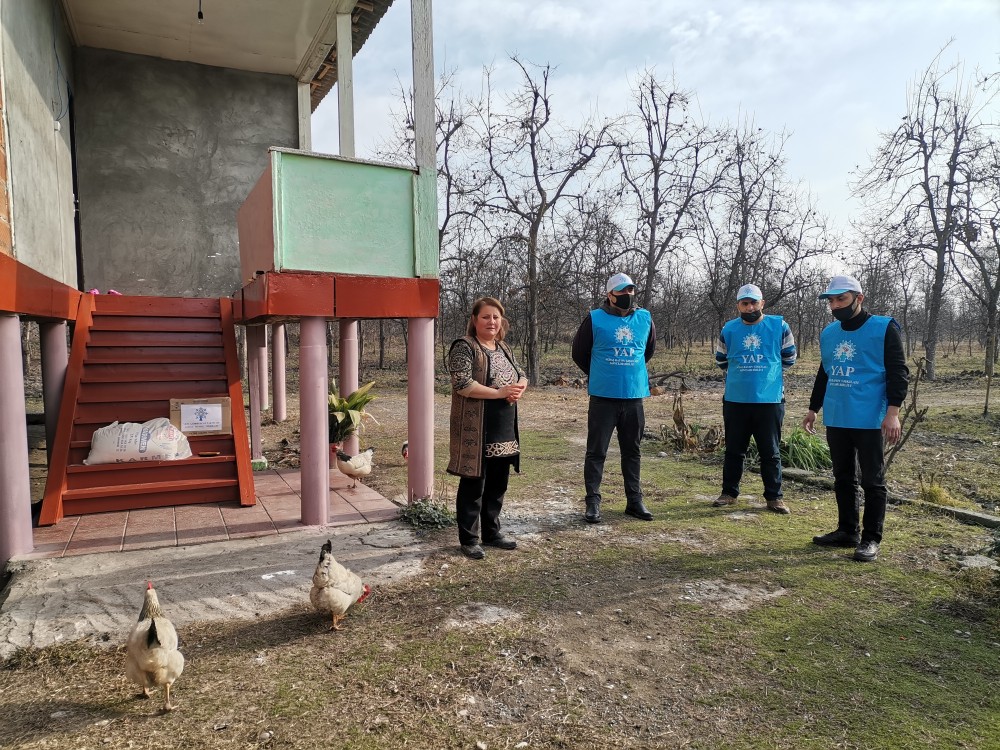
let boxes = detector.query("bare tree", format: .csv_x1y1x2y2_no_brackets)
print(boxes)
616,71,725,310
852,48,998,380
471,58,615,384
696,119,828,331
951,137,1000,413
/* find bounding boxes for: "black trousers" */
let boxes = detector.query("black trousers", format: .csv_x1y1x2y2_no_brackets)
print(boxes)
456,457,512,545
826,426,887,543
722,401,784,502
584,396,644,505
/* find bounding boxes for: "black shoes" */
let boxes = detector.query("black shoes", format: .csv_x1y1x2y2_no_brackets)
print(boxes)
812,529,862,548
460,544,485,560
586,499,653,522
854,540,880,562
483,535,517,550
462,537,517,557
624,501,654,521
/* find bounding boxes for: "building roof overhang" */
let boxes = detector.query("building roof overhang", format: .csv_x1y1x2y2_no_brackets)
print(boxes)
59,0,394,110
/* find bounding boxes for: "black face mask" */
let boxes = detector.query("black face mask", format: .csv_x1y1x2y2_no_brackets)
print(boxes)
832,300,859,322
612,292,634,310
740,310,762,323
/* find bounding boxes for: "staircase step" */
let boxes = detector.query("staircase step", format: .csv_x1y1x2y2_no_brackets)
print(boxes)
62,483,241,515
90,315,222,333
75,401,176,424
81,362,228,382
63,477,238,501
85,346,225,364
68,434,237,464
90,296,221,317
78,381,229,403
87,330,223,348
66,456,237,489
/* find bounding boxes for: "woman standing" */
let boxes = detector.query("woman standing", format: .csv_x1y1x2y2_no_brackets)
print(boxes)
447,297,528,559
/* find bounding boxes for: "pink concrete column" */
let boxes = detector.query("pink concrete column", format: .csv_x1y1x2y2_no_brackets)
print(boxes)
271,322,287,423
0,315,34,564
407,317,435,502
40,321,69,462
300,317,329,526
259,325,270,412
247,326,262,461
339,319,360,456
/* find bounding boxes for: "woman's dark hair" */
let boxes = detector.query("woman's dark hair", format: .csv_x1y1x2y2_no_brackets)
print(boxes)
466,296,508,341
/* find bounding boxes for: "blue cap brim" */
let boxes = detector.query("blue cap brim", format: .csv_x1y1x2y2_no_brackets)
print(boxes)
612,285,633,292
818,288,853,299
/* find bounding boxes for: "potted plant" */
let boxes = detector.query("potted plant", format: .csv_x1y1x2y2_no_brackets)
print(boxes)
328,381,378,449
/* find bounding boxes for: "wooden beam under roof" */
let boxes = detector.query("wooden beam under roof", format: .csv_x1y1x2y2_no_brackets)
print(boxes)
309,0,394,111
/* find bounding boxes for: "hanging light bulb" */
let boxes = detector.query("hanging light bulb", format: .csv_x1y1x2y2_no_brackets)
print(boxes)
197,0,204,24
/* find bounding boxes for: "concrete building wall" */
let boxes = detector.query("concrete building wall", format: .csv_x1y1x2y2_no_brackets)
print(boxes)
1,0,76,283
73,49,298,298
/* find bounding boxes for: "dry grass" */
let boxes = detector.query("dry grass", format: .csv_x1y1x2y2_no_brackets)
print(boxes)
5,337,1000,749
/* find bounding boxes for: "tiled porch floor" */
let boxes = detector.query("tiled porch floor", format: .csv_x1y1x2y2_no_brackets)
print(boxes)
23,467,400,560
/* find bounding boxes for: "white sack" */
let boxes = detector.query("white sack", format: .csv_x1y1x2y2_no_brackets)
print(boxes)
84,417,193,465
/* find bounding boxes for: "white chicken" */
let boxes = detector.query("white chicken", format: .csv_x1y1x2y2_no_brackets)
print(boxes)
125,581,185,712
309,539,371,631
335,447,375,488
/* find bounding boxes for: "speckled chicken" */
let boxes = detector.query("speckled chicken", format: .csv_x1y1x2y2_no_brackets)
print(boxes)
309,539,371,631
125,582,185,712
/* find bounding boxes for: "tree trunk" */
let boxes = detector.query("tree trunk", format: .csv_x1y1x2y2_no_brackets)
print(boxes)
378,320,387,369
924,249,948,381
525,225,541,385
984,311,997,416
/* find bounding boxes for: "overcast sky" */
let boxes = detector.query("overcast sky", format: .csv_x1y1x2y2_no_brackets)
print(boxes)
312,0,1000,229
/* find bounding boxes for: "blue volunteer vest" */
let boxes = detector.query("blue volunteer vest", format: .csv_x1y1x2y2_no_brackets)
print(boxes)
588,308,651,399
721,315,786,403
819,315,893,429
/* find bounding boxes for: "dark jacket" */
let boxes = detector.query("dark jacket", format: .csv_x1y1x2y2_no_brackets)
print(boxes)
447,336,523,478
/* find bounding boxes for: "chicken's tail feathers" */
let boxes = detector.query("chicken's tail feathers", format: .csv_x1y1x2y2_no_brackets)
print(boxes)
358,583,372,604
147,618,160,648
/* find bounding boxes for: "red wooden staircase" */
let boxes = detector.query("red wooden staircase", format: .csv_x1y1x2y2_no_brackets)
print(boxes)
39,295,255,525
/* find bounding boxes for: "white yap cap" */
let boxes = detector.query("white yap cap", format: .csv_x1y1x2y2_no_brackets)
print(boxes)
736,283,762,301
819,275,863,299
606,272,635,293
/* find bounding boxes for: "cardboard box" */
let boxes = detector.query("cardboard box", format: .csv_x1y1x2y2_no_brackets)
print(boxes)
169,397,232,436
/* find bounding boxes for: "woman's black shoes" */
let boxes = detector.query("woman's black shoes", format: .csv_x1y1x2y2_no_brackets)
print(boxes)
460,544,485,559
483,535,517,550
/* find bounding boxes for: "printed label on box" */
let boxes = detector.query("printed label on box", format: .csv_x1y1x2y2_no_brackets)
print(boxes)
169,397,232,436
179,403,224,432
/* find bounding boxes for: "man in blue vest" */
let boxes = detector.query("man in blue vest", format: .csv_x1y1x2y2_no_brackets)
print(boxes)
713,283,797,514
803,274,908,563
572,272,656,524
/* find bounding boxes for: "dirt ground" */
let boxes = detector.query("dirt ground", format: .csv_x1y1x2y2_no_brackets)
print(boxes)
6,339,999,749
